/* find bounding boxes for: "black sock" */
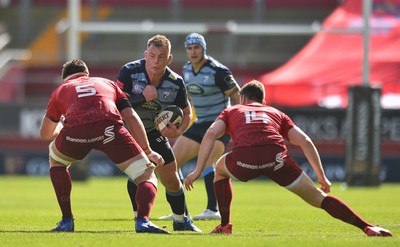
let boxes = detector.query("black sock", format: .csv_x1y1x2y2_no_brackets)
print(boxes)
204,171,218,211
178,172,190,216
127,179,138,215
166,189,185,216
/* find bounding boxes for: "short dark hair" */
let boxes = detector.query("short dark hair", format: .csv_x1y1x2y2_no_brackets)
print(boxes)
61,59,89,79
240,80,265,103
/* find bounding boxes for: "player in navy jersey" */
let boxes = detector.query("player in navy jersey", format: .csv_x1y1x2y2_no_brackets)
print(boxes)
39,59,169,234
166,33,240,221
115,35,201,232
184,80,392,236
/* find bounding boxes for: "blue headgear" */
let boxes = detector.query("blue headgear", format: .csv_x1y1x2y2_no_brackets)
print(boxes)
184,33,206,54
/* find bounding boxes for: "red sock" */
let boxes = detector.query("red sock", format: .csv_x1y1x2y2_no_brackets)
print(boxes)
214,179,232,226
321,195,371,229
49,166,73,218
136,181,157,219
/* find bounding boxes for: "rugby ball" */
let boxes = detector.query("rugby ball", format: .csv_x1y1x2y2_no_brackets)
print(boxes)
154,105,183,131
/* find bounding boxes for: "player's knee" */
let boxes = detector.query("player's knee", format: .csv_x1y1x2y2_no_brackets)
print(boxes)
160,175,182,192
140,167,158,187
49,142,72,167
215,156,227,174
148,172,158,188
124,158,153,181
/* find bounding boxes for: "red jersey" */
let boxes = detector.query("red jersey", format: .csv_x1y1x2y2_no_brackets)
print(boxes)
218,102,294,149
45,74,127,128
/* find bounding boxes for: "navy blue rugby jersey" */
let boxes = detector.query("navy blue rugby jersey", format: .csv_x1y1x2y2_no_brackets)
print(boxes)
182,56,238,123
116,59,189,132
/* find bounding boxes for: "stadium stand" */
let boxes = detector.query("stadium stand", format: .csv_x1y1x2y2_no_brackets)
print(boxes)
1,0,337,103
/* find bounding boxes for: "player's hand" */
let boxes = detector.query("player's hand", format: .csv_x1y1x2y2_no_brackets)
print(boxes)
318,176,331,193
60,115,65,126
160,122,180,138
147,150,165,167
184,172,201,191
142,85,158,102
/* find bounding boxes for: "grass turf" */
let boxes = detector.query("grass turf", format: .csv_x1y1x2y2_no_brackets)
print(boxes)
0,176,398,247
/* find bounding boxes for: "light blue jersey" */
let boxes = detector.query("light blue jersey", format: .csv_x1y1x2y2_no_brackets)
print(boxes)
182,56,239,123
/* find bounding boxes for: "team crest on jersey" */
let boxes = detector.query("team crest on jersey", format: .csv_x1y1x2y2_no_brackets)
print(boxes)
186,83,205,95
183,73,190,82
163,92,171,99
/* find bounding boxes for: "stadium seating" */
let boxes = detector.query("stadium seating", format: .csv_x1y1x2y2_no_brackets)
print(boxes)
0,1,337,102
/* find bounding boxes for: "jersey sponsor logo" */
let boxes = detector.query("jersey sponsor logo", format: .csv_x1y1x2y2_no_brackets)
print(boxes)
236,160,275,169
132,80,147,94
156,136,165,143
168,73,178,80
224,75,237,88
103,125,115,144
66,135,104,143
274,152,284,171
186,83,205,95
138,101,163,112
235,152,285,171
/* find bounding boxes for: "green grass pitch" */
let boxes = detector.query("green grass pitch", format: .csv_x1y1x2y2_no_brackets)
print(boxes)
0,176,398,247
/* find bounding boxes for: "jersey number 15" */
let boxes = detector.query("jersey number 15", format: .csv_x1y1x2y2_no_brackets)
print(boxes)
244,111,270,124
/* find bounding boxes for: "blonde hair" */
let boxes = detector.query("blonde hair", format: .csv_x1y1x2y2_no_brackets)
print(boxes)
147,35,171,54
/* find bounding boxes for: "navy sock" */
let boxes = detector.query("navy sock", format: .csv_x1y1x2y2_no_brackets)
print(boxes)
203,168,218,211
127,178,138,214
178,169,190,216
166,188,185,216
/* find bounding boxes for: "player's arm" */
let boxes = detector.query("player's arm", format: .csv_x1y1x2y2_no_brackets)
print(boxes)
184,119,225,191
160,102,192,138
178,78,193,133
217,69,241,106
115,66,155,106
224,84,241,106
120,107,148,148
178,102,192,134
287,125,331,192
116,79,147,107
118,99,164,166
39,115,62,141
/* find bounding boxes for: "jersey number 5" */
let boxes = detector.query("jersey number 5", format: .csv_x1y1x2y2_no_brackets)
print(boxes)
75,83,96,98
244,111,270,124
